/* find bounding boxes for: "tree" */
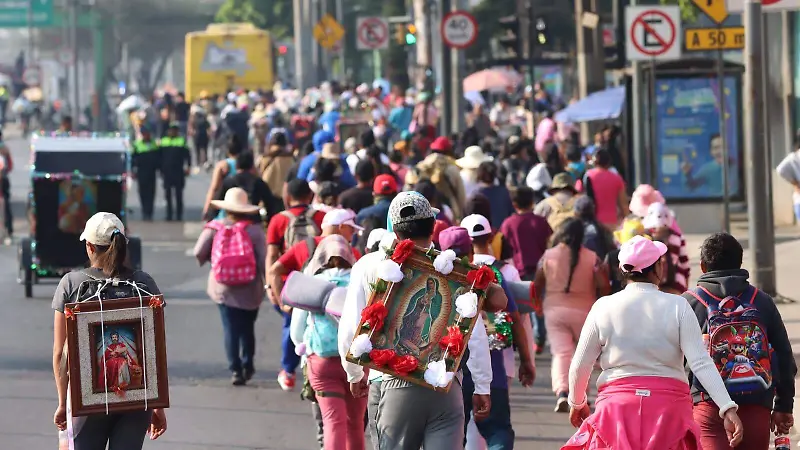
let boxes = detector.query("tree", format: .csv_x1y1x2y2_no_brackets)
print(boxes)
214,0,293,40
661,0,699,22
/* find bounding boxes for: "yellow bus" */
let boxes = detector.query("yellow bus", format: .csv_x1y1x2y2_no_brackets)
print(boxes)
185,23,275,101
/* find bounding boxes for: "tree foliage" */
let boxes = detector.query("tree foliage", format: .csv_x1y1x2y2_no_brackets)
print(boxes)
214,0,293,39
661,0,699,22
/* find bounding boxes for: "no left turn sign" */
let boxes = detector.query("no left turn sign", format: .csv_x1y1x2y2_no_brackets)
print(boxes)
441,11,478,49
356,17,389,51
625,5,682,62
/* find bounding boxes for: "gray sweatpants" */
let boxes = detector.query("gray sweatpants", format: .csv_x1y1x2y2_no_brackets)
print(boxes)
73,410,152,450
368,380,383,450
375,378,464,450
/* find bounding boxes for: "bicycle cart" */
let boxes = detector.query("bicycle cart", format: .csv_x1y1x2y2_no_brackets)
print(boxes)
18,134,142,298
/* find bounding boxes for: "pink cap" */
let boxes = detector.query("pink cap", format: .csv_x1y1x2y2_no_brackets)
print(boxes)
618,235,668,273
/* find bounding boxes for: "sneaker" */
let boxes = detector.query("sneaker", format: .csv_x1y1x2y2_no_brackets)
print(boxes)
555,393,569,413
277,370,296,391
244,367,255,381
231,371,246,386
533,343,545,355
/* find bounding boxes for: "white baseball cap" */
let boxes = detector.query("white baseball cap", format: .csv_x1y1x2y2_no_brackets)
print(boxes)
79,212,126,246
460,214,492,238
322,209,364,231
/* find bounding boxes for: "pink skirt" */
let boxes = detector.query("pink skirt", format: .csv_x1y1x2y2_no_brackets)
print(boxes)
562,376,701,450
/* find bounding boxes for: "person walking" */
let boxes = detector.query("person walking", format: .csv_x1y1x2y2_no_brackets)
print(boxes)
52,212,167,449
684,233,796,450
0,130,13,244
578,149,628,229
290,235,368,450
131,128,161,221
356,174,399,230
474,162,514,230
535,218,609,412
456,145,493,200
209,151,280,224
338,192,508,450
158,123,191,222
415,136,467,221
257,132,295,205
339,160,376,214
534,173,579,232
202,137,242,220
564,235,743,450
526,142,565,204
194,188,267,386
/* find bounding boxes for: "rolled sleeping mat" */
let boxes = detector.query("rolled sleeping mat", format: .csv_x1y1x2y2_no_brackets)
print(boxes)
324,287,347,318
507,281,534,314
281,271,334,314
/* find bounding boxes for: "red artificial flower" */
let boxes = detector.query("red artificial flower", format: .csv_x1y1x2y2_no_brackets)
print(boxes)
467,265,496,290
439,325,465,357
64,305,79,320
369,349,396,367
389,354,419,376
149,296,164,309
390,239,415,264
360,303,389,332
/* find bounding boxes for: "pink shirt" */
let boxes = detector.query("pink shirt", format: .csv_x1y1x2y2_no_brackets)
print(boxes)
541,244,599,312
583,168,626,226
534,118,556,153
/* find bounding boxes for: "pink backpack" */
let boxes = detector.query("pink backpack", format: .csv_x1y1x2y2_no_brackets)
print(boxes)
206,221,256,286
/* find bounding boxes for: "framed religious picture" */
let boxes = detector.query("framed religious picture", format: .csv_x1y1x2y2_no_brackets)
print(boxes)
65,296,169,416
345,240,496,392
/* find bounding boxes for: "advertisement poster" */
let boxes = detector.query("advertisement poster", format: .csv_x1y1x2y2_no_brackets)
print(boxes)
57,179,97,235
655,76,740,200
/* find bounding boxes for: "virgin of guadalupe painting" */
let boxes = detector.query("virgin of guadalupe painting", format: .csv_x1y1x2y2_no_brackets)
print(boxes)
387,275,453,362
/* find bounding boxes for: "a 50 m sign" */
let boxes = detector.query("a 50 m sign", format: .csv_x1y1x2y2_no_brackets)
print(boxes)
685,26,744,51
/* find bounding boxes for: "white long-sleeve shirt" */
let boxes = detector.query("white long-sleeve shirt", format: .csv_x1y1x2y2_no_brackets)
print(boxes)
569,282,737,417
338,250,493,394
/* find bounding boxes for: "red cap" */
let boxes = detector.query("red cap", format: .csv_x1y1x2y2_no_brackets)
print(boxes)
430,136,452,153
373,174,399,195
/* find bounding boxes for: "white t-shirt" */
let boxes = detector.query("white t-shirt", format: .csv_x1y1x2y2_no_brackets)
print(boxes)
776,151,800,204
346,149,391,176
489,104,512,127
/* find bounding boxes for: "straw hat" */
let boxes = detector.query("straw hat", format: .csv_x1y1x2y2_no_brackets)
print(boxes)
456,146,494,169
210,187,259,214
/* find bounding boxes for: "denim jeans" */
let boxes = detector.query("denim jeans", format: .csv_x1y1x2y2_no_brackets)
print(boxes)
462,370,515,450
533,313,547,347
279,308,300,374
218,304,259,373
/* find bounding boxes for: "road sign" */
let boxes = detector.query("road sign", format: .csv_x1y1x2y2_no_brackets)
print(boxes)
441,11,478,49
313,14,345,50
22,66,40,85
685,26,744,51
727,0,800,12
692,0,728,24
625,6,682,61
0,0,54,28
356,17,389,51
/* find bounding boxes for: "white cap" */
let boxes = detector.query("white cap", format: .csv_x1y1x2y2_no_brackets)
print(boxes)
79,212,125,246
321,209,364,231
366,228,388,249
460,214,492,237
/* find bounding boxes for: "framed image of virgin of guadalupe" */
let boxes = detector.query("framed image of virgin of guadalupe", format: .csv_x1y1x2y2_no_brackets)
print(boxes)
345,240,496,392
65,295,169,416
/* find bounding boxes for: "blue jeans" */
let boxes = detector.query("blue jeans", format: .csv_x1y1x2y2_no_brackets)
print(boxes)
462,370,515,450
533,312,546,346
278,307,300,374
218,304,259,373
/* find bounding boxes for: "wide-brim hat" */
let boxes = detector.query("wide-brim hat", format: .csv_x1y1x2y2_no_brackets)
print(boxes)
456,146,494,169
547,173,577,195
210,187,259,214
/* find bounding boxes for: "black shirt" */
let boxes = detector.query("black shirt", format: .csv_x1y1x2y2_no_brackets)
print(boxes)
338,186,374,214
174,101,190,122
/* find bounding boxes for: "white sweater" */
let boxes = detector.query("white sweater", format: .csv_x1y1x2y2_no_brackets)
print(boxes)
569,282,737,417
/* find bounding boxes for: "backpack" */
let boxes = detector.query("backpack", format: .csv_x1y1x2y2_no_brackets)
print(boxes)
544,196,577,231
687,285,775,399
206,220,257,286
281,208,321,249
417,156,459,210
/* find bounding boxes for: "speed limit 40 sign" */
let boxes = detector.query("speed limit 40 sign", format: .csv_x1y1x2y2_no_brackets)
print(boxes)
441,11,478,49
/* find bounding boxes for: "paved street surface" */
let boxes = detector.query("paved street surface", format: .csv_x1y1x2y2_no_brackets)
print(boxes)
1,127,798,449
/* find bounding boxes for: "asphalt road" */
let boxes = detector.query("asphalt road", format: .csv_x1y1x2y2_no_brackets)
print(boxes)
0,128,581,449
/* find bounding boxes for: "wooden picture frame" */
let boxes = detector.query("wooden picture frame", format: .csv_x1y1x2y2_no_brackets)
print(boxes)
65,296,169,416
346,242,487,392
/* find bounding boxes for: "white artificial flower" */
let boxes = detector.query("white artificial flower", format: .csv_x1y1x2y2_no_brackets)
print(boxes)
433,249,457,275
455,292,479,318
294,342,307,356
377,259,404,283
349,334,373,358
423,359,455,388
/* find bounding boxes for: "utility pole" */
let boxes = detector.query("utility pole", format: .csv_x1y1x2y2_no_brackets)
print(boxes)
69,0,79,118
451,0,467,134
440,0,451,137
26,0,34,64
630,0,645,186
744,0,776,295
574,0,605,144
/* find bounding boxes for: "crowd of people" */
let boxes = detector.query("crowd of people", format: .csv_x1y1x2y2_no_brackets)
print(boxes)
52,80,797,450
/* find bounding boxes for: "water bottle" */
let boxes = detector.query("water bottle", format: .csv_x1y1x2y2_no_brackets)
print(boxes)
774,435,790,450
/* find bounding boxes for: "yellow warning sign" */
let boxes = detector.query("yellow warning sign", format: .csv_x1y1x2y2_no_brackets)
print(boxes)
691,0,729,24
685,27,744,51
314,14,345,50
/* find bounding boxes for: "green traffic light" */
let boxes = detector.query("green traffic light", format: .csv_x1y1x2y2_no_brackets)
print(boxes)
405,33,416,45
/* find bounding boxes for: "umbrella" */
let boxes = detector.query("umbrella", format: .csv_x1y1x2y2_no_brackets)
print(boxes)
116,95,144,113
372,78,390,94
554,86,626,123
463,69,518,92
